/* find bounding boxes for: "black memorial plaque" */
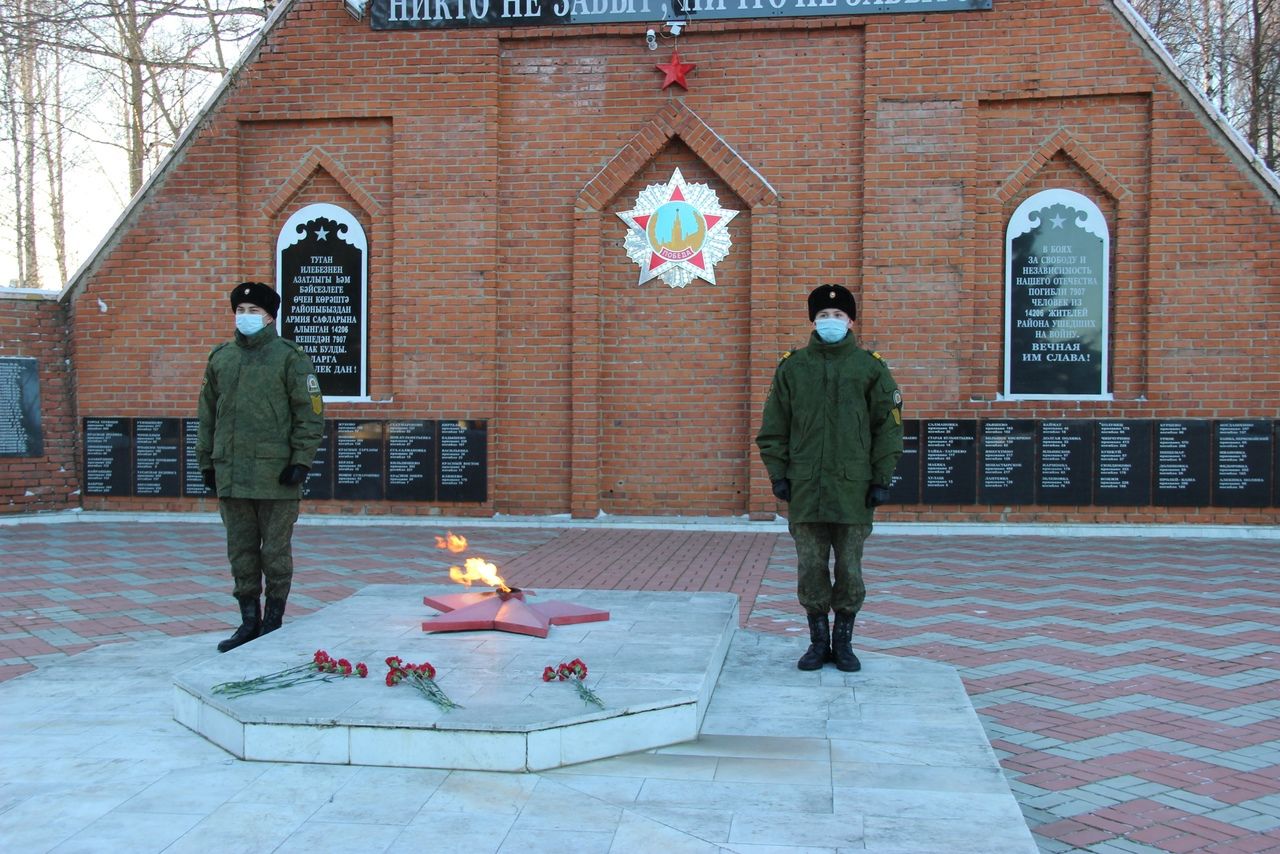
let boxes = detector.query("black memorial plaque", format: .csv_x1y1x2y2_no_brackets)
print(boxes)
83,418,132,496
182,418,213,497
370,0,991,31
1153,420,1211,507
386,420,438,502
133,418,181,498
921,420,977,505
279,215,366,398
1036,420,1093,505
1093,420,1152,506
979,420,1036,505
1275,422,1280,507
302,420,335,500
334,420,384,501
1006,197,1108,397
0,357,42,457
887,419,920,505
438,419,487,503
1212,420,1272,508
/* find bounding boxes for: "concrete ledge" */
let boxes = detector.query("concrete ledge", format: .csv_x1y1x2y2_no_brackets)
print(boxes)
173,586,736,771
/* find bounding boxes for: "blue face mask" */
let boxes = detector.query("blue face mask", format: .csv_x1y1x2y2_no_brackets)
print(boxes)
235,313,267,336
815,317,848,343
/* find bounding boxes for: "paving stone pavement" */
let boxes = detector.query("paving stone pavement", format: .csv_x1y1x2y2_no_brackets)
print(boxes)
1,513,1278,853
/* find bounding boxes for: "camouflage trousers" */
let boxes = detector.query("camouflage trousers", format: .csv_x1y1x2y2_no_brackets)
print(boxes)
218,498,300,601
788,521,873,615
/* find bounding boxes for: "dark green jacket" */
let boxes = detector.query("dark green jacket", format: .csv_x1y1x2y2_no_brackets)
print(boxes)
196,325,324,499
756,331,904,524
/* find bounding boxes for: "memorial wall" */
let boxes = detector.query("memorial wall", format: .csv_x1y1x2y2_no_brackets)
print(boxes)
3,0,1276,523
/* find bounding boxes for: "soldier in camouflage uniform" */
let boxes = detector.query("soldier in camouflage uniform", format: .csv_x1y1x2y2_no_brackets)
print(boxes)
756,284,903,672
197,282,325,653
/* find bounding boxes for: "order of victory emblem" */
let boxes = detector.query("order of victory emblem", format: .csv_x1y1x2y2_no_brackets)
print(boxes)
616,168,738,288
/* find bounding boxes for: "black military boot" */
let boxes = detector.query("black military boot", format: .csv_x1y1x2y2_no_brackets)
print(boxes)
797,612,831,671
217,595,261,653
831,611,862,672
261,596,287,635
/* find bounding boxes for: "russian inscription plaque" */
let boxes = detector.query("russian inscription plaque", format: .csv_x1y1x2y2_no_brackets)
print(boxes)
278,203,368,400
1153,420,1211,506
0,356,42,457
1093,420,1152,506
182,418,212,497
1005,189,1109,399
1211,420,1271,507
83,418,132,496
133,418,181,498
888,419,920,505
438,419,487,503
979,420,1036,505
921,420,977,505
386,420,438,502
334,420,384,501
1036,420,1093,505
302,420,335,501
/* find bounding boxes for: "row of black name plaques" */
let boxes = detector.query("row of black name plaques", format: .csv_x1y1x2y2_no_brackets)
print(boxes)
888,419,1279,507
82,418,487,503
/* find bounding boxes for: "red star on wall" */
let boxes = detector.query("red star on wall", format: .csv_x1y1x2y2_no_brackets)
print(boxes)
656,50,696,90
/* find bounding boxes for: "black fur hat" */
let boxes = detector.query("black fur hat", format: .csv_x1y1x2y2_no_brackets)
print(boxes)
807,284,856,322
230,281,281,317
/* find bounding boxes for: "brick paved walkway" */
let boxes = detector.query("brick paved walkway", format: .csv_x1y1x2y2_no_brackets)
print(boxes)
1,515,1277,853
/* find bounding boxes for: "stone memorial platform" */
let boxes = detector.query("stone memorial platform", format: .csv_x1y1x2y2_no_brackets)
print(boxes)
173,585,737,771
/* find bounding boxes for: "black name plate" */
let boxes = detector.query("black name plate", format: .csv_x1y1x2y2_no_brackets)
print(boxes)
369,0,991,32
387,420,438,502
133,418,181,498
1212,420,1272,508
921,420,977,505
1037,420,1093,505
888,419,920,505
979,420,1036,505
1154,420,1211,507
278,207,367,399
334,420,385,501
182,418,213,497
1093,420,1152,506
438,419,487,503
0,357,42,457
83,418,132,496
302,420,335,501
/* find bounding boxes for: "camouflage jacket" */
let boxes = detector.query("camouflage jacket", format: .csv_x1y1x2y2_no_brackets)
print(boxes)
756,331,903,524
196,325,324,499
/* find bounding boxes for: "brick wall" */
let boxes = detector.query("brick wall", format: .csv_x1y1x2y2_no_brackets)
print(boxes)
0,290,78,513
11,0,1277,524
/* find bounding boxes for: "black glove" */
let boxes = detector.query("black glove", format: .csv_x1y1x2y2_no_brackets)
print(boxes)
771,478,791,502
279,464,310,486
202,469,216,490
866,484,891,508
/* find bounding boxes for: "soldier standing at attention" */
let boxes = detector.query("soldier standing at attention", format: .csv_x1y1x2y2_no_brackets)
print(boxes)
756,284,903,672
197,281,325,653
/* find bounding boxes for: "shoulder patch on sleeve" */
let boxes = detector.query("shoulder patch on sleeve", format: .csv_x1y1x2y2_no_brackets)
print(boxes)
777,350,792,364
307,374,324,414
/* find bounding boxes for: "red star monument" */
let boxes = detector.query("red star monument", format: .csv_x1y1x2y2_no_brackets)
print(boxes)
656,50,696,90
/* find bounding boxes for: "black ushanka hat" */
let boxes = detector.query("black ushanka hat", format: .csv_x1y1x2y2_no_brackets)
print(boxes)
230,281,281,317
807,284,856,322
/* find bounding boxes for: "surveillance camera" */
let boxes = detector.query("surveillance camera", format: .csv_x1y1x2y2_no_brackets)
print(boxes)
343,0,365,20
645,29,657,50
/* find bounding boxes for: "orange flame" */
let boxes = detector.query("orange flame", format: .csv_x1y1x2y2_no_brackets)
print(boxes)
435,532,468,553
449,557,511,593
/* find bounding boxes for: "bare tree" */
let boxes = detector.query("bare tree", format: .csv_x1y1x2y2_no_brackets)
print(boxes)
1134,0,1280,170
0,0,266,288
